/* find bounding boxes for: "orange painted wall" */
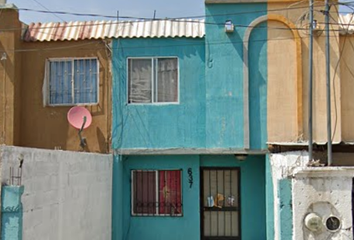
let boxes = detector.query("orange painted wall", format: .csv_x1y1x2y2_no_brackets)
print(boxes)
19,40,112,153
0,8,22,146
0,7,111,153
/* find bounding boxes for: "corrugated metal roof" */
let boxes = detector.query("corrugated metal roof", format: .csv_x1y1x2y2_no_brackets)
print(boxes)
339,14,354,35
23,19,205,42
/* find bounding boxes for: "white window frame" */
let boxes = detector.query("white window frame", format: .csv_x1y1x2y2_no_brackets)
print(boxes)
131,169,183,217
126,57,180,105
44,57,100,106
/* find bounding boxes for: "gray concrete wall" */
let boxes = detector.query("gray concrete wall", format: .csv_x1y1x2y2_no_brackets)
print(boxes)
0,146,112,240
270,152,354,240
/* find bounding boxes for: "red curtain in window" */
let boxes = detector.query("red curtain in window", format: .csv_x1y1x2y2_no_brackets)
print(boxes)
159,170,182,215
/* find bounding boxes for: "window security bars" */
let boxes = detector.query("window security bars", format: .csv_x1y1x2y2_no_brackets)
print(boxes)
131,170,182,216
47,58,98,105
201,168,240,240
128,57,178,104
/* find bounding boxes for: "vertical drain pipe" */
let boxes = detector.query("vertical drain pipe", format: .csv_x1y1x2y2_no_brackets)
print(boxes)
308,0,314,162
324,0,332,165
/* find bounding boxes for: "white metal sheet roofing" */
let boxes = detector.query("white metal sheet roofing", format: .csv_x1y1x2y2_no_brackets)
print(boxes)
23,19,205,42
339,14,354,35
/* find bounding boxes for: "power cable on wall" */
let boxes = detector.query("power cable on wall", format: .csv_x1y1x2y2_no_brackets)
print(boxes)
328,5,354,142
1,52,6,144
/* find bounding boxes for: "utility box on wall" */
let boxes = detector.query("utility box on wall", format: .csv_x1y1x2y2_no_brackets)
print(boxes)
293,168,354,240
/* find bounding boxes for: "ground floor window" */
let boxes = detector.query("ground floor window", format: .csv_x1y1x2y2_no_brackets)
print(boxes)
131,170,182,216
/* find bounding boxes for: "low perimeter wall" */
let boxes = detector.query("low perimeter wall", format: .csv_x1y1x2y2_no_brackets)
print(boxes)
0,146,112,240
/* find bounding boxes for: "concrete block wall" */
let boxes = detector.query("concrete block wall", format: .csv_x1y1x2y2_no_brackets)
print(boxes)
0,146,112,240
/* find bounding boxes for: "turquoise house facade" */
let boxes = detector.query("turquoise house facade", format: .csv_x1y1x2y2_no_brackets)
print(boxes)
112,2,272,240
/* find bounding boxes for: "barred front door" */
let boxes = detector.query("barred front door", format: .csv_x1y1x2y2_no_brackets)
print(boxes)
200,168,240,240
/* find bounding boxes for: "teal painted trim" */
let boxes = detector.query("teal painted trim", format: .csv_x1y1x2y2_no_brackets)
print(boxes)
200,155,266,240
266,155,274,240
1,186,24,240
112,155,123,240
248,21,268,150
277,179,293,240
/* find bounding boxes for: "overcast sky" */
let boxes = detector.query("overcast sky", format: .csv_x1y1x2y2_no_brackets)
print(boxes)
10,0,205,23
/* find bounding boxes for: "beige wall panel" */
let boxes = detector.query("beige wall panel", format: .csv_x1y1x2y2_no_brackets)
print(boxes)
267,21,297,142
20,40,111,153
340,36,354,141
268,3,341,143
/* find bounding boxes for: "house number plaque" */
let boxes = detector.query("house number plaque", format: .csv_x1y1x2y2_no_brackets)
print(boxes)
188,168,193,188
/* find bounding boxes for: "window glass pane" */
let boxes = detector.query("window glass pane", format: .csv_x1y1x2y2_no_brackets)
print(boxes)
74,59,98,104
157,58,178,103
132,171,156,215
49,60,72,104
128,59,152,103
159,170,182,215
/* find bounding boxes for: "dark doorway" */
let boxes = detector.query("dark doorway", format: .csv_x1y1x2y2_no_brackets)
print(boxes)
200,167,241,240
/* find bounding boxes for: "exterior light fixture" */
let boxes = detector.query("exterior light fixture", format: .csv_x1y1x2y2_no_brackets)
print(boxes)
234,154,247,161
312,20,318,29
225,20,234,33
310,19,323,36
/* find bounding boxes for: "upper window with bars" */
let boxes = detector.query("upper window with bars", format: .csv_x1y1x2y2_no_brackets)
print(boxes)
131,170,182,216
45,58,99,106
127,57,179,104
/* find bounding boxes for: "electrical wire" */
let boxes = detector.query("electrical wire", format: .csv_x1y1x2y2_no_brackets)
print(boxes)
18,0,354,24
13,1,350,25
30,0,65,21
0,4,352,34
17,4,325,21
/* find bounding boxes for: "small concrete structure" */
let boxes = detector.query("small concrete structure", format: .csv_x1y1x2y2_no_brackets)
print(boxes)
293,168,354,240
270,152,354,240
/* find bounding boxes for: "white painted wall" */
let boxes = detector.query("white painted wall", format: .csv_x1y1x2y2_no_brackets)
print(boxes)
270,152,354,240
0,146,112,240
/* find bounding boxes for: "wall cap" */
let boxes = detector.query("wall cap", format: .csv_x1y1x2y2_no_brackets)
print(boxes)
294,167,354,178
0,3,18,10
114,148,268,155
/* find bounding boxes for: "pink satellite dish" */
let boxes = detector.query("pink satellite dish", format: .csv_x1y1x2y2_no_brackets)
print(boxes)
67,106,92,130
